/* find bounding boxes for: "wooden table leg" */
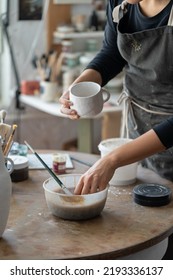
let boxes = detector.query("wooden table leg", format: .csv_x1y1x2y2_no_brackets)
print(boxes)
78,119,93,153
102,111,122,140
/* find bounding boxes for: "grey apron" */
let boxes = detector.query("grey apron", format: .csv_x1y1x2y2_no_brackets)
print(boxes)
113,1,173,181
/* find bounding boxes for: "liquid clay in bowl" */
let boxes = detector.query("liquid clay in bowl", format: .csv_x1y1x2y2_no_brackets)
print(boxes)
43,174,108,220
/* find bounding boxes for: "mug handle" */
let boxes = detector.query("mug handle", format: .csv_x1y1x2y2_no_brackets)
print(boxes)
102,88,110,103
5,157,14,174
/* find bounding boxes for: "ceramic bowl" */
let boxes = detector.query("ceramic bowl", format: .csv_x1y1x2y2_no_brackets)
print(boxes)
43,174,108,220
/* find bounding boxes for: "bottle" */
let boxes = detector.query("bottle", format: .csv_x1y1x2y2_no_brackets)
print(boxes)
89,9,99,31
52,153,66,174
0,143,12,237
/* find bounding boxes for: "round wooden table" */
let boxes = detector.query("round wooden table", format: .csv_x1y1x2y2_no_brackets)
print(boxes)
0,151,173,259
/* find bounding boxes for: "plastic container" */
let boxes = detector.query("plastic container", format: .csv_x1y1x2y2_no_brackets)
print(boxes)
52,153,66,174
43,174,109,220
9,155,29,182
98,138,138,186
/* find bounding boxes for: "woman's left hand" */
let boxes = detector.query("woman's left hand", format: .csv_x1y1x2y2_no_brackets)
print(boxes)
74,155,116,195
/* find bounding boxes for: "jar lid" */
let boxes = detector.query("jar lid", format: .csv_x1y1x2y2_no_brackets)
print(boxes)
9,155,29,170
52,153,66,163
133,183,172,207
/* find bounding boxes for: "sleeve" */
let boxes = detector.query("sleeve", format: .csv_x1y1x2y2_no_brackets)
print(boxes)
153,117,173,149
85,0,127,87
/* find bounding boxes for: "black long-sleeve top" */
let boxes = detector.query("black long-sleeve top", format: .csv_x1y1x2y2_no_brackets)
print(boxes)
86,0,173,149
153,118,173,149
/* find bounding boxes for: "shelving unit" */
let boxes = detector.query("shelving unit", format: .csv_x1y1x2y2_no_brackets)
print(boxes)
46,0,105,51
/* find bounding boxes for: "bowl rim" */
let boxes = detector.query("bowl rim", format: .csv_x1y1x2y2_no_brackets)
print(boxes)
43,174,109,197
99,137,133,145
98,138,133,152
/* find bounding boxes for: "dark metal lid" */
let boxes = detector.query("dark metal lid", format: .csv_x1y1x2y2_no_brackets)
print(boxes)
133,183,172,206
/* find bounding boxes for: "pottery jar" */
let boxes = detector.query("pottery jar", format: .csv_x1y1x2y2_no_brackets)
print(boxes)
0,144,13,237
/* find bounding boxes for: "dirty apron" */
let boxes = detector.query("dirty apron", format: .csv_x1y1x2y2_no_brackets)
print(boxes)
113,1,173,181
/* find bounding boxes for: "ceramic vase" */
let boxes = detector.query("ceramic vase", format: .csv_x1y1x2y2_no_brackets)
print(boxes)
0,144,12,237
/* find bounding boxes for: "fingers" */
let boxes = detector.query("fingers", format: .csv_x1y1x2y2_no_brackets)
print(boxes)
59,93,80,119
60,107,80,119
74,156,114,195
59,93,71,107
80,175,98,194
74,179,84,195
60,105,79,119
74,173,107,195
74,179,95,195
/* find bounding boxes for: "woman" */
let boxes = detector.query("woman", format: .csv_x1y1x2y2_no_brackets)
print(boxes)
60,0,173,181
60,1,173,259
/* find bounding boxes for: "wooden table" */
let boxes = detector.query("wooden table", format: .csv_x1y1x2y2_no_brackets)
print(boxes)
1,151,173,260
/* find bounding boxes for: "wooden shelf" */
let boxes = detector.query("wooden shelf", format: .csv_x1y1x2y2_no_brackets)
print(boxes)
53,30,104,43
53,0,92,3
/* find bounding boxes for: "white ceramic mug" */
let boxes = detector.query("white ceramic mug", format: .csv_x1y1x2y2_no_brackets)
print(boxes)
69,81,110,117
40,81,59,102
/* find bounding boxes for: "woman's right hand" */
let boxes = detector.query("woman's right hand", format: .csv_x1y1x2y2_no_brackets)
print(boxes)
74,154,116,195
59,89,80,120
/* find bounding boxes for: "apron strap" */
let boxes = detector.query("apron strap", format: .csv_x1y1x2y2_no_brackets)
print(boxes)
116,90,137,138
112,0,128,23
117,90,173,138
168,5,173,26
